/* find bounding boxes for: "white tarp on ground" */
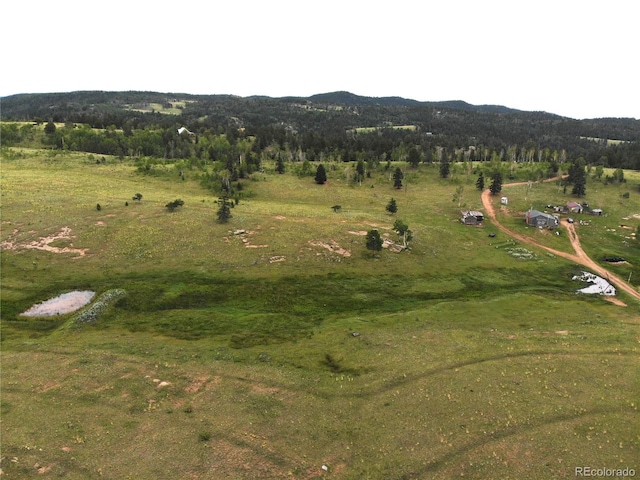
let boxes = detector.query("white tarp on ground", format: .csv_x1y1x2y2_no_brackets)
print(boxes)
572,272,616,296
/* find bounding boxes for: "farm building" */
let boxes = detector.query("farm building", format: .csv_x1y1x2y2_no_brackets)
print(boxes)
525,209,559,228
591,208,603,215
566,201,583,213
501,196,508,205
461,210,484,225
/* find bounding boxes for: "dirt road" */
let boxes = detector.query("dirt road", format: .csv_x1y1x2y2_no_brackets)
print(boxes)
481,187,640,304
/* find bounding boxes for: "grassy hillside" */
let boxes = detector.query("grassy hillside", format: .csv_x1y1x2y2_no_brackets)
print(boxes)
1,149,639,479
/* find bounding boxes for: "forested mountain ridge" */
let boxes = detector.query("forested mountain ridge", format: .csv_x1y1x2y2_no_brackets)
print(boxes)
2,90,639,168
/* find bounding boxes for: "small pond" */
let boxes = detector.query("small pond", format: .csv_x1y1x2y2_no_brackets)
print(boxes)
20,290,96,317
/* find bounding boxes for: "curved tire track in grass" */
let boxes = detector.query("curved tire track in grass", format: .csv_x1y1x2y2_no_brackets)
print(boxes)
219,349,637,400
481,185,640,304
406,406,633,479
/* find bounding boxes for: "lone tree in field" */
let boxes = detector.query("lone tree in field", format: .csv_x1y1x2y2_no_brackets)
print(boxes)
44,121,56,135
568,159,587,196
452,185,464,207
476,172,485,190
216,195,233,223
439,155,450,179
386,197,398,215
393,167,403,189
315,164,327,184
365,229,383,255
393,219,413,247
489,172,503,195
407,147,421,168
132,193,143,201
165,199,184,212
355,159,365,182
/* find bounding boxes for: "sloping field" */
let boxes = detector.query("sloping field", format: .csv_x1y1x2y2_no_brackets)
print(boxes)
1,150,639,479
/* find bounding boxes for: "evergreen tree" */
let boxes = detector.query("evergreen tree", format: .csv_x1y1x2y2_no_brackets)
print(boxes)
568,160,587,196
314,164,327,184
216,196,233,223
489,171,503,195
407,147,421,168
386,197,398,214
365,229,383,254
44,121,56,135
275,155,285,174
613,168,625,183
355,159,365,183
571,170,587,196
476,172,485,190
393,167,403,189
439,155,450,178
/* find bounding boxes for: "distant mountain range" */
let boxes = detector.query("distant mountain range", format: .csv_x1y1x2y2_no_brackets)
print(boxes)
2,89,533,118
303,91,522,115
2,90,639,170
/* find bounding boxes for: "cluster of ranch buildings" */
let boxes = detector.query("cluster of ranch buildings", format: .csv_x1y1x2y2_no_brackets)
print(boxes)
461,199,603,228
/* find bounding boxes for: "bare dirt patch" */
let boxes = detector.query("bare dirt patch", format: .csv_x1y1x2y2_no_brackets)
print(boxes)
185,376,209,394
233,229,268,248
309,240,351,257
1,226,88,257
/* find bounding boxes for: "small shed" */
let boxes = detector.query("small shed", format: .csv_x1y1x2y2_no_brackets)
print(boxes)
525,209,559,228
461,210,484,225
500,196,508,205
591,208,603,216
566,201,583,213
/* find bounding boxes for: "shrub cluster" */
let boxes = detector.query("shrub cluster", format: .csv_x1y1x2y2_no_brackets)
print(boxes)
73,289,126,324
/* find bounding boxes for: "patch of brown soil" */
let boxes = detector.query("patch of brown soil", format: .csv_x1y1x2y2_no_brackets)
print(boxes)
603,296,627,306
233,229,269,248
185,376,209,394
1,226,88,257
36,381,61,393
309,240,351,257
205,376,222,391
35,463,55,474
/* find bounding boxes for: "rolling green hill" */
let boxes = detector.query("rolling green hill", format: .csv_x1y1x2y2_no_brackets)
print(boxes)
1,140,639,478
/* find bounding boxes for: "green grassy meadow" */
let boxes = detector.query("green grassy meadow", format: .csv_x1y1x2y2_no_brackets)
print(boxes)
1,149,639,479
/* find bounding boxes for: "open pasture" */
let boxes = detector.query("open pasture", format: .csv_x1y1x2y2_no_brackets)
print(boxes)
1,150,639,479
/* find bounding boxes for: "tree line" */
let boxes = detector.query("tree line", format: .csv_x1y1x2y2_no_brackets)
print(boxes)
2,91,639,170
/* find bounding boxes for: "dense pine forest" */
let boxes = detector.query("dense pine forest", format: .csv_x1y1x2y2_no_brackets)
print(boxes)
2,90,639,172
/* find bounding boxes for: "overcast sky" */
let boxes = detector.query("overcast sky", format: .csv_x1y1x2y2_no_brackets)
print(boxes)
2,0,638,120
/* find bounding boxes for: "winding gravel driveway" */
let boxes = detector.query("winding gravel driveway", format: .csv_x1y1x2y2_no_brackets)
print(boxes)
481,184,640,304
